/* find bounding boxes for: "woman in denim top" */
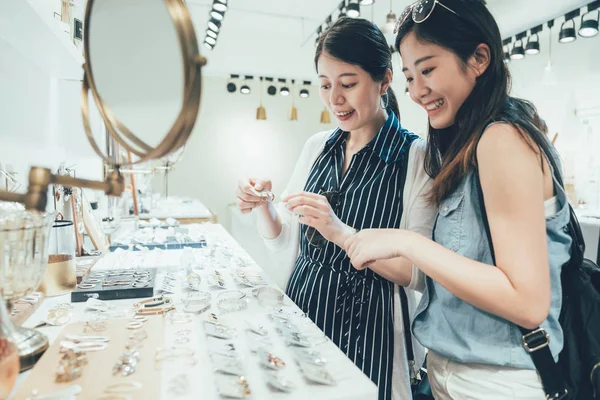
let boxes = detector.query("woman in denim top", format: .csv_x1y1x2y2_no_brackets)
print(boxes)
343,0,572,398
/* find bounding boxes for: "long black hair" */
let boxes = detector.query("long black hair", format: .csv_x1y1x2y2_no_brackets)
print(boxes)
395,0,554,204
316,17,400,119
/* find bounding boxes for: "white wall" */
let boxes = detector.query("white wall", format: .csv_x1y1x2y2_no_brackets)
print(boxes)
0,38,103,207
161,76,337,230
508,29,600,210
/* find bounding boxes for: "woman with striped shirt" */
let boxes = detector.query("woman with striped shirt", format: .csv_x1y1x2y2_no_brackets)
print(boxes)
235,18,435,400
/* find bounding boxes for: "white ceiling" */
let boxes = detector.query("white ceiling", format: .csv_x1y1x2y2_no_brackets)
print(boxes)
185,0,590,79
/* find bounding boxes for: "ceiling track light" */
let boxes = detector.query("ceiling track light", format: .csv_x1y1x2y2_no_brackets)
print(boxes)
559,20,577,43
359,0,375,5
339,2,347,18
299,81,311,98
347,0,360,18
240,75,252,94
510,33,526,60
279,78,290,96
503,47,510,63
210,9,225,21
206,29,218,39
502,2,600,61
205,36,217,46
525,36,540,55
579,1,600,38
208,17,221,33
525,25,542,55
227,74,239,93
265,77,277,95
213,0,228,12
501,38,512,63
559,10,580,43
203,41,214,50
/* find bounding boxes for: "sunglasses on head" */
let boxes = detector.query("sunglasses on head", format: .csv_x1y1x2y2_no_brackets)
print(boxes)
394,0,460,34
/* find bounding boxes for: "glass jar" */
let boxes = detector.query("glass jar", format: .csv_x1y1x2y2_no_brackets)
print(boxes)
0,294,19,398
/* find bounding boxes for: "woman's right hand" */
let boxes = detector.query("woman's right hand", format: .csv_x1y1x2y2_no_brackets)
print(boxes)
235,178,273,214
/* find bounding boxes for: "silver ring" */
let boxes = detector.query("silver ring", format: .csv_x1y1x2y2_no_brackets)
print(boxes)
78,283,96,289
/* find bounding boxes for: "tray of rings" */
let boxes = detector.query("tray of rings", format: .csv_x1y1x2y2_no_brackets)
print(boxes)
71,269,157,302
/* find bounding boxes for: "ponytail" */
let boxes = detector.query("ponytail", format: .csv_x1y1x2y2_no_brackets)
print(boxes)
386,87,400,122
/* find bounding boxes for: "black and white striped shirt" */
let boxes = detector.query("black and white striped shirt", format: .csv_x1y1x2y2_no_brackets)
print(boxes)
286,112,417,400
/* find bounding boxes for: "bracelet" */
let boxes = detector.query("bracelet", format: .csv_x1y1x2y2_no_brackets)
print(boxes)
184,302,211,315
135,305,175,316
78,283,96,290
166,312,193,324
216,290,246,310
255,287,284,307
134,295,172,309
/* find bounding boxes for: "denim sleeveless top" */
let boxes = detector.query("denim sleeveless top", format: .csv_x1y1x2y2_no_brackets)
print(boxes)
412,142,572,369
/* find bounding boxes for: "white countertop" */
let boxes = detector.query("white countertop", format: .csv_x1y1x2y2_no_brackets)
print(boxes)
139,197,213,219
10,224,377,400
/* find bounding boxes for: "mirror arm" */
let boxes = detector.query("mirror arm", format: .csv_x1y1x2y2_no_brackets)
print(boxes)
0,191,26,204
0,167,125,212
196,56,207,67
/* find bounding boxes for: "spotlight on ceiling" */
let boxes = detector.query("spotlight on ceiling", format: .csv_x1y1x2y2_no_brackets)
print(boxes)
510,39,525,60
300,81,311,98
265,77,276,95
207,29,218,39
501,38,511,63
359,0,374,5
559,10,579,43
213,0,227,12
579,2,600,38
525,34,540,55
347,1,360,18
339,2,347,18
240,76,252,94
279,79,290,96
211,8,225,21
503,46,510,63
208,18,221,33
203,41,214,50
227,74,239,93
579,17,599,37
205,36,217,46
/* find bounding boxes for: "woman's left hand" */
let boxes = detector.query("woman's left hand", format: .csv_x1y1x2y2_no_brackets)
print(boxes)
344,229,406,270
283,192,355,248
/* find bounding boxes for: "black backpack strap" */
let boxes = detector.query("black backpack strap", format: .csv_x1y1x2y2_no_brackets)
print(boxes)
398,140,416,376
474,166,569,399
400,287,414,363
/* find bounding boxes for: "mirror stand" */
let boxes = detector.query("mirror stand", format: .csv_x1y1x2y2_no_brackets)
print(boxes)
0,168,124,212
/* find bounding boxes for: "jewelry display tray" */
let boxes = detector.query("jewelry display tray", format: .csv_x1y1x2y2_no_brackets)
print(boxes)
70,268,157,303
109,240,207,252
13,318,164,400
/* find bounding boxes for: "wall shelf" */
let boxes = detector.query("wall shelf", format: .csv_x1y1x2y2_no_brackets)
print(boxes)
0,0,84,80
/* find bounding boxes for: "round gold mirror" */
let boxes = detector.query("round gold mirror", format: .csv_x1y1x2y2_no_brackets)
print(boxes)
81,0,206,165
